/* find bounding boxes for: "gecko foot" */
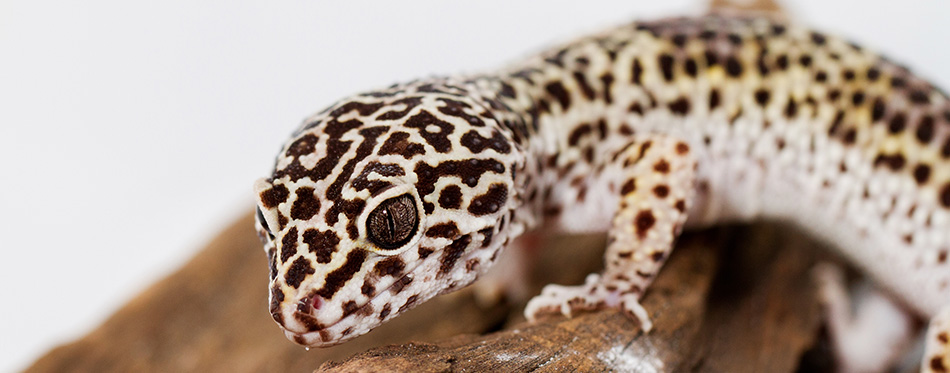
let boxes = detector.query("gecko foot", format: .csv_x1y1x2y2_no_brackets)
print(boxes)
524,273,653,331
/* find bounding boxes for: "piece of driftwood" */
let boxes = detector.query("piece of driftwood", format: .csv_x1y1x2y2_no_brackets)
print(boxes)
27,211,830,372
320,225,825,372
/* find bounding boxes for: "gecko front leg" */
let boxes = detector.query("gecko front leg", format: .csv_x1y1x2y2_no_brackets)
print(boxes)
924,307,950,372
524,134,697,331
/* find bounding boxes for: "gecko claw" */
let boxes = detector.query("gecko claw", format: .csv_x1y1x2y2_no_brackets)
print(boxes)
524,273,653,331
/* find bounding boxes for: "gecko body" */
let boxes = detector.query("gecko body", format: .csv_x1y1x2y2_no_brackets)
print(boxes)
254,16,950,367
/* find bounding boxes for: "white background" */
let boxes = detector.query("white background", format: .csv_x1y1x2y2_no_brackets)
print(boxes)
1,1,948,370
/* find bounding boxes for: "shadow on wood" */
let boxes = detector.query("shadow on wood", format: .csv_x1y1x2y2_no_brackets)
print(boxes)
27,212,828,372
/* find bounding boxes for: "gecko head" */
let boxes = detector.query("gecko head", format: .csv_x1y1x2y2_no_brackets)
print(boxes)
253,90,521,347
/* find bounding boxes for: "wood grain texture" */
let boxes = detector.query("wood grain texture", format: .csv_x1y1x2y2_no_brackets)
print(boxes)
26,212,829,372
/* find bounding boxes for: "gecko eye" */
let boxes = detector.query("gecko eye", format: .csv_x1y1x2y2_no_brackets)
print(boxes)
256,207,275,240
366,194,419,251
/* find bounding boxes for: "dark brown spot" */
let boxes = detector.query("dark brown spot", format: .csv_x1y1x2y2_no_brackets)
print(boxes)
628,102,643,115
285,134,319,157
888,113,907,134
545,81,571,110
654,159,670,173
871,98,886,122
917,115,935,143
828,89,841,102
631,58,643,85
468,183,508,216
379,304,392,320
426,222,460,238
375,96,422,121
725,56,743,77
754,89,770,106
414,159,505,198
398,294,420,313
378,131,425,158
676,142,689,154
280,227,299,263
600,73,615,103
325,127,387,202
668,97,690,115
658,54,675,81
874,153,906,171
674,199,686,213
267,248,278,279
810,32,826,45
373,256,406,278
704,50,718,67
438,185,463,209
316,249,366,299
572,71,596,100
303,228,340,264
851,92,865,106
653,185,670,198
709,89,721,110
439,235,472,276
361,281,375,296
330,101,385,118
930,357,946,372
891,76,906,88
784,98,798,118
634,210,656,239
842,69,856,81
460,129,512,154
349,173,389,202
913,164,931,184
620,179,637,195
727,33,742,45
417,246,434,259
342,301,359,317
568,124,593,146
799,55,813,67
684,58,698,77
391,275,412,294
260,184,290,209
671,33,688,47
776,54,789,70
405,110,454,153
910,90,930,104
285,256,315,289
843,128,858,145
940,183,950,208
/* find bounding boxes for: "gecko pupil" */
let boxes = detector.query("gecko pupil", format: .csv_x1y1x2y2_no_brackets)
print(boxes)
367,194,418,250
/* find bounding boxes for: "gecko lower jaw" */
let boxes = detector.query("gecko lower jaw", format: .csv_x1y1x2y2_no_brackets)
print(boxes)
279,272,419,347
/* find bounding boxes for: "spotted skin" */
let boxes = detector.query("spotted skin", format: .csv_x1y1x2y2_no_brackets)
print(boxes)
254,16,950,364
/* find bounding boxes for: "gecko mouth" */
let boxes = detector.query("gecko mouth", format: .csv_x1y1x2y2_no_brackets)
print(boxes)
282,268,421,346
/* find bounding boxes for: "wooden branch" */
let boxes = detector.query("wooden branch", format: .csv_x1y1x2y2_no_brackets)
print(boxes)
26,212,827,373
321,225,824,372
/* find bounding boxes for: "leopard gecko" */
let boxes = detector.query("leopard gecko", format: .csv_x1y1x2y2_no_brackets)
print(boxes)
253,15,950,370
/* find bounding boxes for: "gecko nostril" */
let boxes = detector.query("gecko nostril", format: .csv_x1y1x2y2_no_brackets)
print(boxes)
296,294,323,314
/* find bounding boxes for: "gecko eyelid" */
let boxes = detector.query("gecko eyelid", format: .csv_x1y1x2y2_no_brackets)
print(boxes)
256,207,275,239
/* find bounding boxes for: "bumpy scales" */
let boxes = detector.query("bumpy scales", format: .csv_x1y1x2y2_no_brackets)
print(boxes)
255,16,950,367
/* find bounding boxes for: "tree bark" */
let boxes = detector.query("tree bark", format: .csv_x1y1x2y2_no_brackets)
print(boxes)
27,212,827,373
